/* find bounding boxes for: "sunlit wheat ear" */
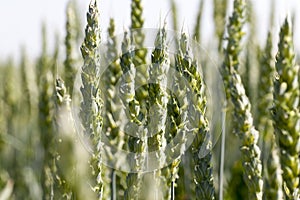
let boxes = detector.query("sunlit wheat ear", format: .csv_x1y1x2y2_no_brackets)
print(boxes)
146,26,170,199
119,31,146,200
272,18,300,199
176,33,215,200
130,0,148,111
80,0,104,198
130,0,146,65
221,0,263,199
163,42,191,199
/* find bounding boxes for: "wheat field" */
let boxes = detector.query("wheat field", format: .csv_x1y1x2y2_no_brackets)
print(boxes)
0,0,300,199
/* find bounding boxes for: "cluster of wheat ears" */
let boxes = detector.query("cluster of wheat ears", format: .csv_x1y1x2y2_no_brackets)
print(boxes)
0,0,300,199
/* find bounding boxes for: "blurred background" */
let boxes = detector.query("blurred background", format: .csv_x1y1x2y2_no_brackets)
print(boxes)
1,0,300,61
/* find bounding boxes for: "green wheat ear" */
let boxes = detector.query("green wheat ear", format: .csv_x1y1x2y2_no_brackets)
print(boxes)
54,78,73,198
35,22,58,199
64,0,78,95
273,18,300,199
193,0,204,42
130,0,147,66
147,26,170,199
257,32,283,200
170,0,178,32
130,0,149,118
177,33,215,200
80,0,104,198
103,18,125,199
102,18,123,145
221,0,263,199
120,31,145,200
20,47,32,115
213,0,228,51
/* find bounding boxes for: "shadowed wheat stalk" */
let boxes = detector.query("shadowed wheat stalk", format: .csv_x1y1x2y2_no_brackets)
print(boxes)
257,32,283,200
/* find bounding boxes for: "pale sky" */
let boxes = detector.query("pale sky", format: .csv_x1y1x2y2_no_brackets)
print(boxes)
0,0,299,62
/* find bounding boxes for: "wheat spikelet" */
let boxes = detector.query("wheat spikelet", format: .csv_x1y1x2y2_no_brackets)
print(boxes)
273,18,300,199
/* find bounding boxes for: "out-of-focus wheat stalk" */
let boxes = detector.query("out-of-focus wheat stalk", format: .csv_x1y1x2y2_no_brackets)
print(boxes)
213,0,228,51
64,1,78,94
193,0,204,43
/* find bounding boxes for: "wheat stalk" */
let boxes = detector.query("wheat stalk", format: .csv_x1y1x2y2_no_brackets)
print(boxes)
34,24,58,199
243,1,258,102
119,31,146,200
163,47,191,199
38,56,55,200
146,26,170,199
130,0,147,67
103,18,122,142
55,78,74,198
169,0,178,32
103,18,127,200
64,1,77,95
273,18,300,199
130,0,149,123
178,33,215,200
213,0,228,50
193,0,204,42
221,0,263,199
20,48,31,114
80,0,104,198
256,32,283,200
